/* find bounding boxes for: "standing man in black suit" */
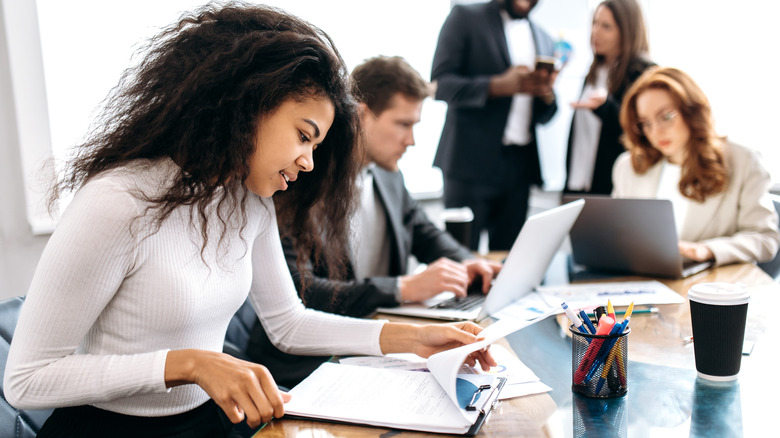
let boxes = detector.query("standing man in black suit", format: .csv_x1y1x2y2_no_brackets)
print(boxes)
432,0,558,251
245,56,502,388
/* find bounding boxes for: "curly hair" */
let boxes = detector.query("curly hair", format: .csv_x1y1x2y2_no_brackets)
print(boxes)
619,67,728,202
51,1,360,279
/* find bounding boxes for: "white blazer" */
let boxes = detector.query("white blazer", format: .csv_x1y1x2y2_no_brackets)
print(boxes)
612,142,779,266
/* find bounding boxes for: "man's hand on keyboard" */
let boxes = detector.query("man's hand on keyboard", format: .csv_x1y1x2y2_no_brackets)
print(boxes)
399,258,469,302
463,259,503,294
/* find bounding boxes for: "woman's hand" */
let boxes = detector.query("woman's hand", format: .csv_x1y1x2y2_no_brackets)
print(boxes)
165,350,291,428
679,240,714,262
379,322,497,371
570,88,607,110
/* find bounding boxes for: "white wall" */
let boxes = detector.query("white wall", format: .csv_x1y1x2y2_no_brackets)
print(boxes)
0,0,51,300
643,0,780,178
3,0,779,299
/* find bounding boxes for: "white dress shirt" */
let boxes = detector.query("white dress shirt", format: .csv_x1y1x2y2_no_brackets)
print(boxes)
568,66,609,191
500,10,536,146
349,165,391,281
656,160,689,233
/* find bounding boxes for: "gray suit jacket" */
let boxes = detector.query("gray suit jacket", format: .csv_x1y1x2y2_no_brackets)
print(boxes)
431,0,557,185
284,166,474,317
612,143,779,265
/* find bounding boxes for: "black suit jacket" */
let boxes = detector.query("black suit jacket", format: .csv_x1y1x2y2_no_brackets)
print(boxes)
246,167,474,388
431,0,557,186
564,57,655,194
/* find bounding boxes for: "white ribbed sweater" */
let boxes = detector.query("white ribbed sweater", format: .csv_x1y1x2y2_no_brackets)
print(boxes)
4,158,385,416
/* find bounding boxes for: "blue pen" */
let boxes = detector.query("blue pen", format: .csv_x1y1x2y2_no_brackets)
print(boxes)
561,302,589,334
579,309,597,334
584,322,623,383
595,320,629,392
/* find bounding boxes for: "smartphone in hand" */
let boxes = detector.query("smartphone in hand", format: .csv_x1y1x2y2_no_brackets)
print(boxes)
534,56,557,73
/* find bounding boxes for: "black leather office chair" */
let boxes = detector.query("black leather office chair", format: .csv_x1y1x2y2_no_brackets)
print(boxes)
1,296,53,438
758,195,780,280
223,299,256,361
1,296,259,437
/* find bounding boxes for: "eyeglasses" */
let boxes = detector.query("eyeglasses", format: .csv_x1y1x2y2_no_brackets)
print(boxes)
633,110,679,135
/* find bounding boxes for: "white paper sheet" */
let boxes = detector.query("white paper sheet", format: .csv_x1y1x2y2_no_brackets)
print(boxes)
285,363,481,433
491,280,683,320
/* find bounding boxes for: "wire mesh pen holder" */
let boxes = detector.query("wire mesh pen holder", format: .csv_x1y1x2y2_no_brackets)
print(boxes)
570,326,630,398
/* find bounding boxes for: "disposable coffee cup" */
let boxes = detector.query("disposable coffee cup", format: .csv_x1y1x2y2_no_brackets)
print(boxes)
441,207,474,248
688,282,750,381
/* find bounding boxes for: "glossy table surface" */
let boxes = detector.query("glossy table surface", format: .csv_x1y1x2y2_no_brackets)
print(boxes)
510,262,780,438
254,262,780,437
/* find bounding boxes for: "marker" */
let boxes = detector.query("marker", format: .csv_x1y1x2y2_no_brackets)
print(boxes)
561,302,588,334
574,315,615,384
578,309,597,334
594,306,607,325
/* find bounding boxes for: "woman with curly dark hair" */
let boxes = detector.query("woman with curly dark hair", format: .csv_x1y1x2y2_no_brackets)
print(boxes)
4,3,494,437
613,66,779,266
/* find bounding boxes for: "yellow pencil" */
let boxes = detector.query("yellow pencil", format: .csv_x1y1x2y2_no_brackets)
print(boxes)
607,299,616,320
595,338,623,393
622,302,634,323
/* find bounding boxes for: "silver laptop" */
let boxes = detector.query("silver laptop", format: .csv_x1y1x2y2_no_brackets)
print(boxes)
375,199,585,322
564,195,712,278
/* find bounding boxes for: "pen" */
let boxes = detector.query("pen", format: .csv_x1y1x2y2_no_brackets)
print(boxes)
615,307,657,315
595,330,625,393
584,322,623,383
614,319,629,386
574,315,615,384
561,302,588,334
579,309,597,334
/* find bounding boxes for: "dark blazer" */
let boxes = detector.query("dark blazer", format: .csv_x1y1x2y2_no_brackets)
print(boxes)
291,166,474,317
246,167,474,388
431,0,557,186
564,57,655,195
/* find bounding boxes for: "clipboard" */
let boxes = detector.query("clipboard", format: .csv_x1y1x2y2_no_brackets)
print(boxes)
464,376,507,436
283,363,506,435
283,312,552,434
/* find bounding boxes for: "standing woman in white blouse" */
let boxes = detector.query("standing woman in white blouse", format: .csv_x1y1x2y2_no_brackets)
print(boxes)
564,0,654,195
3,3,494,437
612,66,779,266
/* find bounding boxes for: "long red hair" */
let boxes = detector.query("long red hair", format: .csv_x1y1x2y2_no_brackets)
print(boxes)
619,67,727,202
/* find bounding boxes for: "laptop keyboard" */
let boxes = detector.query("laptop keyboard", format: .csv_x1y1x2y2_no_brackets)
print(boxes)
430,294,485,311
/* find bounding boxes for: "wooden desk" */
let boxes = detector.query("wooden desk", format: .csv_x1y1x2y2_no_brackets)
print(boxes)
256,263,779,437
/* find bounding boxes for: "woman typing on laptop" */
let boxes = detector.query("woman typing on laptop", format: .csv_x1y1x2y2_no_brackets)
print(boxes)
612,67,779,266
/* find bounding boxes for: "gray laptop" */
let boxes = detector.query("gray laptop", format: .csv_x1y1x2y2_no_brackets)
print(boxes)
375,199,585,322
564,195,712,278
